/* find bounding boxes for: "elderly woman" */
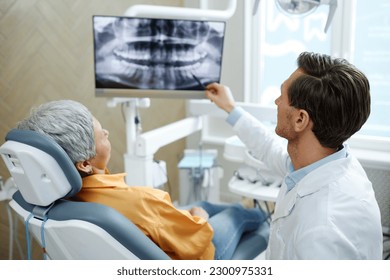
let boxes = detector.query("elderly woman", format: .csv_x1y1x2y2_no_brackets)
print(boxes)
16,100,267,260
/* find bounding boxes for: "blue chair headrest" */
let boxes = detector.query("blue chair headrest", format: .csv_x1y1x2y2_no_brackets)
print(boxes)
5,129,82,199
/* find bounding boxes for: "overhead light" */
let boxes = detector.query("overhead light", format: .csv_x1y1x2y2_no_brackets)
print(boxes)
276,0,337,32
254,0,337,33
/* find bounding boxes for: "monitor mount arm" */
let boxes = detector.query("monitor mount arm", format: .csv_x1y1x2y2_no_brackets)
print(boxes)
125,0,237,20
107,98,202,188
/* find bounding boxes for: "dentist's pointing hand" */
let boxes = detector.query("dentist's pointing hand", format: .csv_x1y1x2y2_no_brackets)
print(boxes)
205,83,236,113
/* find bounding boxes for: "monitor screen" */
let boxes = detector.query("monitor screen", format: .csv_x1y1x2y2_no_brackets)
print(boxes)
93,15,226,99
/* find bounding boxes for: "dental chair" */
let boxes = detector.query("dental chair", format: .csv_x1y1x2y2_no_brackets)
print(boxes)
0,129,268,260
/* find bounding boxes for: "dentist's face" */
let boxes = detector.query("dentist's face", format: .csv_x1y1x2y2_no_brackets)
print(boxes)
94,17,224,90
274,68,304,140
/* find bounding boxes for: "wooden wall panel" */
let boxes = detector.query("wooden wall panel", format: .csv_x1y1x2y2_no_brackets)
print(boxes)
0,0,186,259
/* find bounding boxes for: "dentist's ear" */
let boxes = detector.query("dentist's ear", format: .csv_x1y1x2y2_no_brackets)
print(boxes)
294,109,311,132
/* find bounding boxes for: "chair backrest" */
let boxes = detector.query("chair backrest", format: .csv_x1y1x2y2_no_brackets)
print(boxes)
0,129,170,260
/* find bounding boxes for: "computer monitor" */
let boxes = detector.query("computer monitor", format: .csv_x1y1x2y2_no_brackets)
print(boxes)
93,15,226,99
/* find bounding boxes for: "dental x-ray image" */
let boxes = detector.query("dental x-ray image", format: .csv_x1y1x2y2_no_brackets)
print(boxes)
93,16,225,91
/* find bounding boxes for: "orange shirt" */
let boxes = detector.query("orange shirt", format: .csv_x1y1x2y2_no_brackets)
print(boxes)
72,172,215,260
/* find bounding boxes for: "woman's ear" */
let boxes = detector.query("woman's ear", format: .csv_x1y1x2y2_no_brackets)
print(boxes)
75,160,93,175
294,109,311,132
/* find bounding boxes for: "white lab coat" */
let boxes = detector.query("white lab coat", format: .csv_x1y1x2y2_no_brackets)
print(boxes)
233,110,383,259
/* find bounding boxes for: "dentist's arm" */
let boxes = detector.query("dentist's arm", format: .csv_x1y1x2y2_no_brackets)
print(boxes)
206,82,289,179
205,83,236,113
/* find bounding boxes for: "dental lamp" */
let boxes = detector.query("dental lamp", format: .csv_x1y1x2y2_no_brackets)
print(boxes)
253,0,337,33
276,0,337,33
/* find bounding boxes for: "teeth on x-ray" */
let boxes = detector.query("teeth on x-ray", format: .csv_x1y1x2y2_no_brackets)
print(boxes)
94,17,224,90
113,43,208,68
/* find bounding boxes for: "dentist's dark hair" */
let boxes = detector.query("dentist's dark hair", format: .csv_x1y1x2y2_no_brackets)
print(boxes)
288,52,370,149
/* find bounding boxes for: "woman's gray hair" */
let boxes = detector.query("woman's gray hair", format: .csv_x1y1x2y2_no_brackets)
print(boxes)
17,100,96,163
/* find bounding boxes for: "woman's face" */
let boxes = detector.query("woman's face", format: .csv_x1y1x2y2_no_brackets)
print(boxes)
89,117,111,173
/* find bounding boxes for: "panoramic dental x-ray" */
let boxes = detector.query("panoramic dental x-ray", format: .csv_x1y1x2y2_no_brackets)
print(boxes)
93,16,225,91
